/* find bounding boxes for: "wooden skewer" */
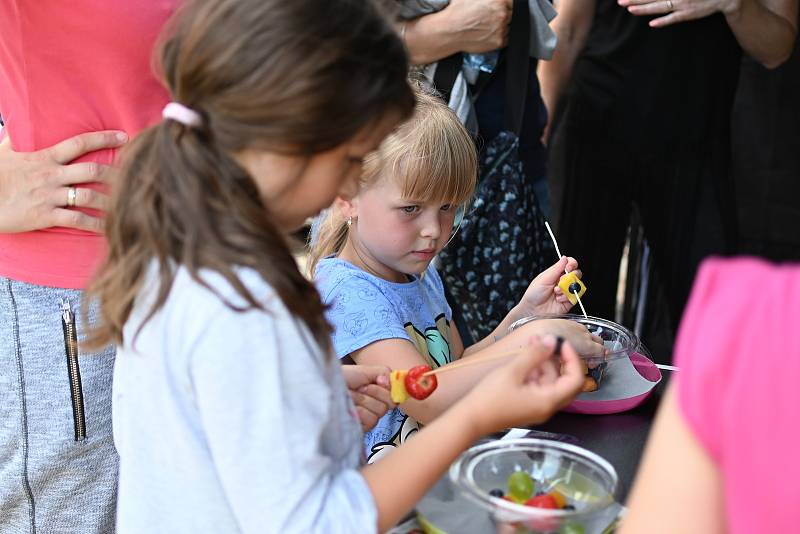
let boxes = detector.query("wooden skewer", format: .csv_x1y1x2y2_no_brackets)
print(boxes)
423,349,522,377
545,221,588,319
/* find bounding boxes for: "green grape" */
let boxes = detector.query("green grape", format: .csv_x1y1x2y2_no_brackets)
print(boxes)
560,521,586,534
507,471,535,502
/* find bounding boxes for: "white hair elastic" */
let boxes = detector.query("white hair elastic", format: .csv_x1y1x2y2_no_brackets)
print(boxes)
162,102,202,127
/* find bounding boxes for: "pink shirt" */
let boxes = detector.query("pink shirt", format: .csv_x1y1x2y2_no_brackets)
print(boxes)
0,0,179,289
675,257,800,533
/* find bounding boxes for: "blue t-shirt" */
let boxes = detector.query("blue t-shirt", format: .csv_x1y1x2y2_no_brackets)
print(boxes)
315,257,454,462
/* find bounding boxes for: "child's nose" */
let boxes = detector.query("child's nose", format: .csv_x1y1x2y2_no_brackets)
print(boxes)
420,213,442,240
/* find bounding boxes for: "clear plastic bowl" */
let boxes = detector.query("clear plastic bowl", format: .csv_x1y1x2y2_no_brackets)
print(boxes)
508,314,641,366
450,438,618,533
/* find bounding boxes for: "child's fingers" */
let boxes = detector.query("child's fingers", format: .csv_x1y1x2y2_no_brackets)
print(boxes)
358,383,396,410
536,256,569,285
579,333,606,356
525,366,543,384
564,257,579,274
520,335,563,380
537,356,560,385
341,364,391,391
375,374,390,389
351,388,393,417
508,336,557,379
358,364,392,386
548,341,585,404
535,335,561,384
355,406,380,432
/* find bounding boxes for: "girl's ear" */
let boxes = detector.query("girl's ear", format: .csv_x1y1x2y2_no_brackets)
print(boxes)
334,196,358,219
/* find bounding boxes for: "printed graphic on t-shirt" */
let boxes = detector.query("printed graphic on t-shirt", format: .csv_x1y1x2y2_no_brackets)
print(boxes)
404,313,452,368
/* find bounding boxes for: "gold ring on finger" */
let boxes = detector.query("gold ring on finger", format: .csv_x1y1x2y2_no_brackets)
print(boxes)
67,186,77,208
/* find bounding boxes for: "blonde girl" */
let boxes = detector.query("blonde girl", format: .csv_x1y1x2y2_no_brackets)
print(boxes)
88,1,586,532
310,88,603,462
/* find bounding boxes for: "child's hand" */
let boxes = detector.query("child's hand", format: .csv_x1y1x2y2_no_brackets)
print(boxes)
464,336,584,436
513,256,581,320
516,318,605,357
341,365,396,432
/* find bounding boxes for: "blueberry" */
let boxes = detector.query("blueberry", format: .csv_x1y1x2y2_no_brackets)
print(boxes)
489,488,504,498
563,504,576,510
569,282,582,294
535,491,545,496
588,362,608,381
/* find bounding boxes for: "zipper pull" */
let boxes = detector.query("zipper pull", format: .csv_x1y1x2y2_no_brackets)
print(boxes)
61,299,73,324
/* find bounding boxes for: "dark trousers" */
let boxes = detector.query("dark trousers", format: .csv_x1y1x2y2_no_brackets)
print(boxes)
548,100,737,359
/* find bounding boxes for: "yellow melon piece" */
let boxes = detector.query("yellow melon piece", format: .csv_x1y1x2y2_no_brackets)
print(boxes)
390,370,409,404
558,272,587,305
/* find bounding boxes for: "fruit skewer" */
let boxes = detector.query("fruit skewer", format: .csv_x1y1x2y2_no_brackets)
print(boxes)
544,221,588,319
421,348,522,377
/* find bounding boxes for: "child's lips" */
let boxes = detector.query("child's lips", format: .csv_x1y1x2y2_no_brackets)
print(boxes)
411,249,436,260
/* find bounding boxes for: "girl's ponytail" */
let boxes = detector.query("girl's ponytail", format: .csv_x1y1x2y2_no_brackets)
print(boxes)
89,113,332,350
306,208,349,277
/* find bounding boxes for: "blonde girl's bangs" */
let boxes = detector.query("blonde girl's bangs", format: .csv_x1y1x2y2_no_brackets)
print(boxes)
364,89,478,207
307,86,477,277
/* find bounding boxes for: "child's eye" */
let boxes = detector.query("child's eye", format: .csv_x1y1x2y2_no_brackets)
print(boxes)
441,204,453,212
400,205,420,215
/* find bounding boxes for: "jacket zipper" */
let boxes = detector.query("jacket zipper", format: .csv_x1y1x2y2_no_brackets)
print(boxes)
61,300,86,441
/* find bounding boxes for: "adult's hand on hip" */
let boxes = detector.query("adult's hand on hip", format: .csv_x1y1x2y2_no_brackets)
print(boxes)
619,0,738,26
0,130,127,234
441,0,513,53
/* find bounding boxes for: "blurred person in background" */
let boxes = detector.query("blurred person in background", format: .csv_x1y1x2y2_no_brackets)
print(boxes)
622,257,800,533
538,0,797,359
0,2,179,531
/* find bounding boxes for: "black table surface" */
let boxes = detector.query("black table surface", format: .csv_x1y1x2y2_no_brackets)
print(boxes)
530,372,672,503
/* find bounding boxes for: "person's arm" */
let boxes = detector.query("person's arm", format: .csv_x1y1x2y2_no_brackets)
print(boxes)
463,256,589,356
620,0,798,68
351,315,599,424
537,0,596,143
363,335,585,533
401,0,513,65
724,0,797,68
0,130,127,233
620,385,726,534
351,322,546,424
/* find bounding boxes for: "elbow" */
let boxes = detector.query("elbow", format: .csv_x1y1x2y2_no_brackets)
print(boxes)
559,26,581,49
760,49,792,69
758,31,797,69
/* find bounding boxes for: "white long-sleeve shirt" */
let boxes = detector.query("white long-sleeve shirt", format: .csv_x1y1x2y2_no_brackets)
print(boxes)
113,266,377,533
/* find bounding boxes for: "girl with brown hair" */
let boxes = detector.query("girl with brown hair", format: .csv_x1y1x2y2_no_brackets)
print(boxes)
89,0,586,531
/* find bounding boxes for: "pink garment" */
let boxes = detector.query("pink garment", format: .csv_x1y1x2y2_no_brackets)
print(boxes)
0,0,179,289
675,257,800,533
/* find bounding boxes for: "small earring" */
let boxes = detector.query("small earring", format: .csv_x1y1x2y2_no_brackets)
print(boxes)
346,216,352,227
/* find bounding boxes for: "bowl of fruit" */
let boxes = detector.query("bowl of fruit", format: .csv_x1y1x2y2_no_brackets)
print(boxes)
449,438,619,533
508,315,661,414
